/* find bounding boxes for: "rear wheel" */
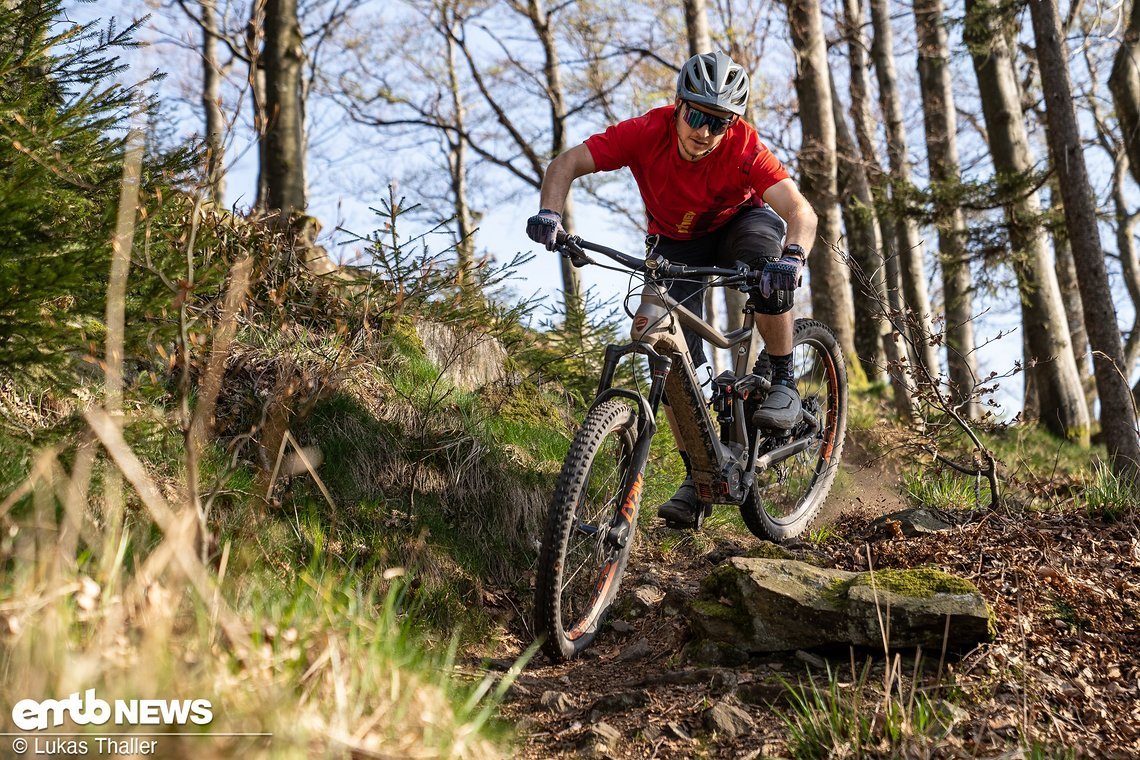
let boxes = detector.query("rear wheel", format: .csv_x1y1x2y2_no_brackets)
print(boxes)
740,319,847,542
534,400,642,661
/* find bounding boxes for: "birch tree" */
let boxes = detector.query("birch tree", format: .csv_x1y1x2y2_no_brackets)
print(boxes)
841,0,911,413
964,0,1090,442
830,71,886,381
784,0,857,365
869,0,939,381
914,0,978,419
1030,0,1140,477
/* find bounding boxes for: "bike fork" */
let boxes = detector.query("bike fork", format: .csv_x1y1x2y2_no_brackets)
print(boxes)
593,343,672,551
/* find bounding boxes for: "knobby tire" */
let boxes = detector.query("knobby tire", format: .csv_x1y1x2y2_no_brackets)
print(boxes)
534,399,641,662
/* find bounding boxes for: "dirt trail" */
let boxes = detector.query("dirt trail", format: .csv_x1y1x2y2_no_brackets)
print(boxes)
493,447,908,758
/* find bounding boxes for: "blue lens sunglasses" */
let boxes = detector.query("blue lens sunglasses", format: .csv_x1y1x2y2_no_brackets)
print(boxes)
680,102,735,135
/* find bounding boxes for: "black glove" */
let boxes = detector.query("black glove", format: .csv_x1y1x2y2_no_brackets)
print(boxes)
525,208,564,251
759,245,806,297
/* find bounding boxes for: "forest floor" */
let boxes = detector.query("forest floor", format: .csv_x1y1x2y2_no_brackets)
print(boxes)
489,442,1140,758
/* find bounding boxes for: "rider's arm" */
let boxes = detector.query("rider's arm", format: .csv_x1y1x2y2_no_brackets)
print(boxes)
761,178,818,253
539,144,597,214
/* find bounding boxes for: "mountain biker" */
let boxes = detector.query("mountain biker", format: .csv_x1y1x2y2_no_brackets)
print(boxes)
525,51,818,529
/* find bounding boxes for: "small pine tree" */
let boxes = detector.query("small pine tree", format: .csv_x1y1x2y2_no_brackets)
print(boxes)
0,2,165,378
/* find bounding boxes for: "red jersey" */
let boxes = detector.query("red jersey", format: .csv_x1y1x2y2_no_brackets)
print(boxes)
584,105,790,240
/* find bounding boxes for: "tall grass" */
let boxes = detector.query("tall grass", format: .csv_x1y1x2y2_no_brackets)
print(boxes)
0,172,519,756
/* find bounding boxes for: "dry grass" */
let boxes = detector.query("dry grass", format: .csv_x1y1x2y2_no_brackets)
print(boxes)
0,183,516,756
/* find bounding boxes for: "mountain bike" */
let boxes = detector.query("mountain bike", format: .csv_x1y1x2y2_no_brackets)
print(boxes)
533,232,848,661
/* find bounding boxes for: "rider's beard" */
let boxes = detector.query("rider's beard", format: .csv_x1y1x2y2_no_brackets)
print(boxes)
678,134,716,161
674,111,717,161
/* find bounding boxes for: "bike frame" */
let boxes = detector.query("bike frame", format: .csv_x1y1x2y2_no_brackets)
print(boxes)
559,234,818,553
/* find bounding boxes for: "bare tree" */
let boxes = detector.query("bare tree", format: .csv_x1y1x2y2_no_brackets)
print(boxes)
830,70,886,382
964,0,1090,442
200,0,226,203
1110,0,1140,189
1030,0,1140,478
262,0,306,217
841,0,911,415
868,0,939,382
441,0,476,284
783,0,857,365
914,0,979,419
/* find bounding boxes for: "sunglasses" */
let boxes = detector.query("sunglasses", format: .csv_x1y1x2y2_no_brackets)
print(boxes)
680,102,735,135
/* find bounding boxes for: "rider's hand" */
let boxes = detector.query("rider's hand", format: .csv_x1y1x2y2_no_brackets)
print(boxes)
525,209,564,251
759,245,806,297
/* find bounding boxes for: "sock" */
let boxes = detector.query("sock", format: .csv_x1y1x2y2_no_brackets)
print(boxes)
678,450,692,479
768,352,795,389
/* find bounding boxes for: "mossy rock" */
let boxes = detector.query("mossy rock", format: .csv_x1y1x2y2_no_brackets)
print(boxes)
847,567,978,599
686,558,994,653
744,542,795,561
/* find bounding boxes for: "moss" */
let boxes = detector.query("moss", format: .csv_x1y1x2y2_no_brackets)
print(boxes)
387,314,427,355
477,380,567,429
849,567,978,599
821,577,854,608
745,542,795,560
688,598,747,625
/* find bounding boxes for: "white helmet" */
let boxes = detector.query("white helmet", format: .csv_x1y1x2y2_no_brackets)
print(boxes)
676,51,749,116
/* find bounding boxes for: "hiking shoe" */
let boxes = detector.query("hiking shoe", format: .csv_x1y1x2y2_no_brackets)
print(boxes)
752,384,802,430
657,478,712,529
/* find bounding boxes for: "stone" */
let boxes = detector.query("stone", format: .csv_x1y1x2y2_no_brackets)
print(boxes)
685,558,994,653
794,650,826,669
617,637,651,661
578,721,621,756
590,690,648,719
708,668,739,694
702,699,754,738
413,319,507,391
870,507,954,538
609,619,634,635
540,690,574,714
683,639,749,667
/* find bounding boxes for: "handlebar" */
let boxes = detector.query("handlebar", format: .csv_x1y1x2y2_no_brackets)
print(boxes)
554,231,763,290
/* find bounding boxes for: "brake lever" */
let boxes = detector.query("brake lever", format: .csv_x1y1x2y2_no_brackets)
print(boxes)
557,235,592,268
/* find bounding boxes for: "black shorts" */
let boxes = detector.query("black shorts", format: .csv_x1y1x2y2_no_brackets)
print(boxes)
648,205,789,368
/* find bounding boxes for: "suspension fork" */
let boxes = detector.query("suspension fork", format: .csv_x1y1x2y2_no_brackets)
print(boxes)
591,342,672,550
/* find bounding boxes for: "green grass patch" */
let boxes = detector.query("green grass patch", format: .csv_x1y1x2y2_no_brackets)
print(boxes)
1078,464,1135,522
903,467,991,510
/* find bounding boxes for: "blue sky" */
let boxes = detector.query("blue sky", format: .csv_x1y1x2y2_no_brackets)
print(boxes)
66,0,1138,420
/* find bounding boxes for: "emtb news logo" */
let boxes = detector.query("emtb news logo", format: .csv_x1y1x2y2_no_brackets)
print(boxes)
11,690,213,731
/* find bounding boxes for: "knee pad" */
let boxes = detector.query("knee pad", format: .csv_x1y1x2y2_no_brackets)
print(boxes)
749,288,794,315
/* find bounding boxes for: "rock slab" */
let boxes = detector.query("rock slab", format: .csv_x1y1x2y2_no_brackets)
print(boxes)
686,557,994,653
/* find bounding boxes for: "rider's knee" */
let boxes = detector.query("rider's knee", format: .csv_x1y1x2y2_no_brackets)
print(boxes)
749,288,794,315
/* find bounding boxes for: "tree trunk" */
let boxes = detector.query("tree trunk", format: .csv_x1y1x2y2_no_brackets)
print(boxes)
246,0,270,209
869,0,940,384
1113,160,1140,377
831,70,885,382
443,7,475,287
914,0,978,419
263,0,306,218
1049,194,1092,398
682,0,711,57
1110,0,1140,190
842,0,911,414
1030,0,1139,476
784,0,857,366
965,0,1089,443
527,0,580,316
200,0,225,204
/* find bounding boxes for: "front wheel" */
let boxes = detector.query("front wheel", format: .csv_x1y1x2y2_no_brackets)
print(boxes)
534,399,642,661
740,319,848,542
